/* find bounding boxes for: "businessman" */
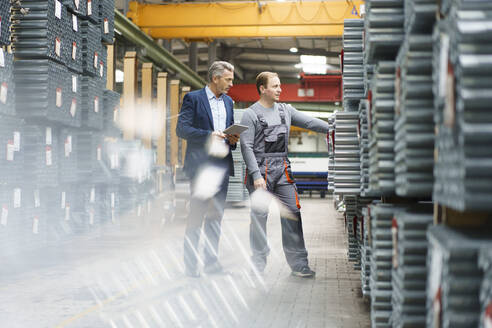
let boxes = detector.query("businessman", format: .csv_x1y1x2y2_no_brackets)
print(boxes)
176,61,239,277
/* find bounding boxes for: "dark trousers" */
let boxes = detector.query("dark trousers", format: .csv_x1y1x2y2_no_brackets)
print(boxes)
183,166,230,272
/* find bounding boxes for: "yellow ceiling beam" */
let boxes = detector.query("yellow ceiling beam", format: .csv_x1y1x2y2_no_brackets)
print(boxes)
127,1,364,39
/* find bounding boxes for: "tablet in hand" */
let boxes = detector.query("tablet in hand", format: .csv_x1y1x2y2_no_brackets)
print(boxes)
223,124,249,135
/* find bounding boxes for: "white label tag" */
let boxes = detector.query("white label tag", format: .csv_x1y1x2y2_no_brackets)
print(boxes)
94,52,98,68
45,127,52,145
55,0,62,19
55,38,61,57
0,48,4,67
1,205,8,226
61,191,66,209
94,96,99,113
111,193,115,209
111,209,115,223
46,146,52,166
97,145,102,161
65,205,70,221
1,82,8,104
34,189,40,208
72,14,78,31
72,42,77,60
56,88,62,107
87,0,92,15
75,0,80,9
439,34,450,99
33,217,39,234
90,188,95,203
113,107,118,122
13,132,20,151
70,99,77,117
72,75,77,93
429,247,442,300
99,61,104,77
13,188,21,208
104,19,109,34
89,210,94,225
67,135,72,152
6,142,14,161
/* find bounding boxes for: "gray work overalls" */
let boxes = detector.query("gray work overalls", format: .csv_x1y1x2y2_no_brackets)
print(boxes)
245,104,309,272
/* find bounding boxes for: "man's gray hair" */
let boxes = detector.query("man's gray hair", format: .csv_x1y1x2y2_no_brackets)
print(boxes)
208,61,234,82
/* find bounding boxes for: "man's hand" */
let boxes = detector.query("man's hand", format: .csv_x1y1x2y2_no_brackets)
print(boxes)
225,134,239,145
254,178,267,190
211,131,226,139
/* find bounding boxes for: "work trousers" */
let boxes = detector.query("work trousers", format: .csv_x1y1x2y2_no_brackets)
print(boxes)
246,157,308,272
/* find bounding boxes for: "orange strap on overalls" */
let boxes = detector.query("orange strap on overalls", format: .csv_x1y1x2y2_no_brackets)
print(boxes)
284,160,300,209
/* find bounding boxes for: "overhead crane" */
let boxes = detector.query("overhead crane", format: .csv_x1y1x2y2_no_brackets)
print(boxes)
126,0,365,39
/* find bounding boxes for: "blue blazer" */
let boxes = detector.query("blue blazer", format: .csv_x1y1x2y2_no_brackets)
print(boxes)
176,88,236,178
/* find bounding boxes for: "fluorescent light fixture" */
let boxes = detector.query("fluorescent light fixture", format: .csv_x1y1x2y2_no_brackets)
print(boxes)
289,47,298,53
116,69,124,83
301,64,327,74
300,55,327,65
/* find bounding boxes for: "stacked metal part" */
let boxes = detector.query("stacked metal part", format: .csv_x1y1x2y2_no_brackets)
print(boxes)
227,109,247,203
404,0,437,35
390,204,433,328
0,186,24,256
0,0,11,45
20,188,48,253
345,195,359,264
394,34,434,197
364,0,405,64
75,131,107,183
58,128,78,184
12,0,70,65
103,89,121,136
65,10,83,73
360,206,372,298
479,248,492,328
80,20,102,77
0,116,25,185
327,117,335,193
426,226,492,328
97,42,107,86
0,49,15,116
358,100,370,196
71,184,102,234
23,125,59,187
99,0,115,44
99,184,120,229
342,19,364,108
45,186,76,243
364,65,375,98
80,76,104,130
334,111,360,195
101,138,121,184
15,60,80,127
82,0,100,23
433,2,492,211
368,62,396,195
369,203,402,328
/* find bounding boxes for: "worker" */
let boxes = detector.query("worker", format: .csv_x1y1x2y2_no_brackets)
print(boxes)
240,72,329,278
176,61,239,277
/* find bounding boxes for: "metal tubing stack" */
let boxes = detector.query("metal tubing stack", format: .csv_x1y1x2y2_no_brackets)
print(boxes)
368,62,396,196
80,76,104,130
390,204,433,328
394,35,434,197
334,111,360,196
0,49,15,116
433,1,492,211
479,248,492,328
426,226,492,328
99,0,115,44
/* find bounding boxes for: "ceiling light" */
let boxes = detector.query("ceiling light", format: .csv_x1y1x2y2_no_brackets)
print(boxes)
289,47,298,53
300,55,327,65
301,64,327,74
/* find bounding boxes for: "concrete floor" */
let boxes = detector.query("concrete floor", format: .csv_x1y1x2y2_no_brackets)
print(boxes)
0,195,370,328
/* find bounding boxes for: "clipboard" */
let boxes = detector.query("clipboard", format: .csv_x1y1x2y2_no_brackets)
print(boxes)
223,124,249,135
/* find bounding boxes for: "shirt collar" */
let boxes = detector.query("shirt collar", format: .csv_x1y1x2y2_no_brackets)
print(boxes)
205,85,223,101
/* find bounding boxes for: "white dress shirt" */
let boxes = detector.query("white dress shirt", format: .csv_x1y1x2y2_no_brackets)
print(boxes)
205,85,227,132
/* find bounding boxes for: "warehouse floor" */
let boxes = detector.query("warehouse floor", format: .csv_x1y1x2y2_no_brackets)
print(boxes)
0,195,370,328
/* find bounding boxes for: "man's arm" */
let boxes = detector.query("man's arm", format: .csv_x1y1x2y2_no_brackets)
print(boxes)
176,93,212,142
288,104,330,133
240,110,262,181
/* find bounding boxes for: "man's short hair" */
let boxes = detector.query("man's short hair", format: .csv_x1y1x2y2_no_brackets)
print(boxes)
256,72,279,95
208,61,234,82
